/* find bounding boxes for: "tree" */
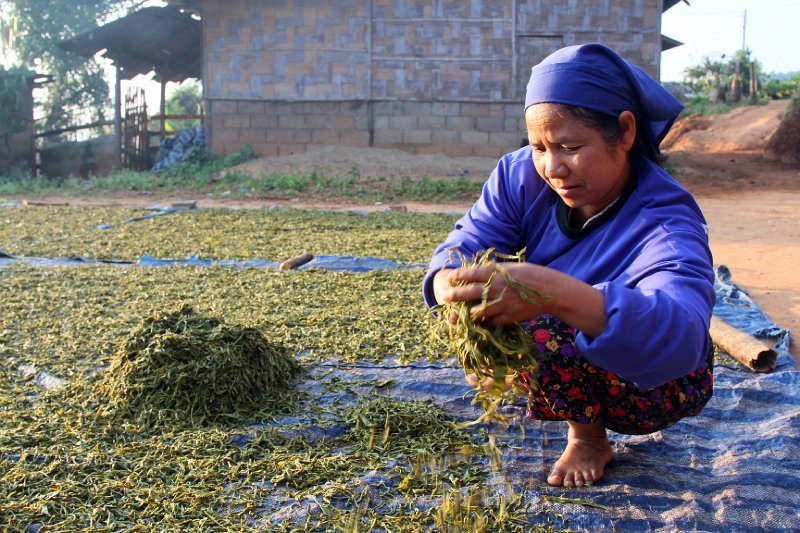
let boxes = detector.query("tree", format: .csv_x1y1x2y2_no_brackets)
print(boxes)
684,56,728,102
165,81,203,132
760,73,800,100
7,0,136,134
0,65,35,151
683,49,761,103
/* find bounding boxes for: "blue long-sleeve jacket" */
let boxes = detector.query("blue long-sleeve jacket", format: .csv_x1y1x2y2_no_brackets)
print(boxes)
423,146,715,389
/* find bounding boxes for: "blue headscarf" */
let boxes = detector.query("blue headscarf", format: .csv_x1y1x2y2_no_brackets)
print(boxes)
524,43,684,159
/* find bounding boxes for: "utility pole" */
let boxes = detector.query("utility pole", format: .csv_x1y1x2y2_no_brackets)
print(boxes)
742,9,747,51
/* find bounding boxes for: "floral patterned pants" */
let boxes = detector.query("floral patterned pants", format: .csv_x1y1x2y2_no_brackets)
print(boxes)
519,315,714,435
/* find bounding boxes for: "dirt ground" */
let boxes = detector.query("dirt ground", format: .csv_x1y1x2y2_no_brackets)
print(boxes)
663,100,799,360
26,100,799,360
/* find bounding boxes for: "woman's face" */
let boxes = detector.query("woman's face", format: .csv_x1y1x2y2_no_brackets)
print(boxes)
525,103,635,224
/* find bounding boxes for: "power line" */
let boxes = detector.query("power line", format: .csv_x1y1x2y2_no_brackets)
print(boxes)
667,2,800,19
752,1,800,11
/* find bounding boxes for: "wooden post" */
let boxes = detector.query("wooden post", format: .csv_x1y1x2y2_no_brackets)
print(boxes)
113,65,122,171
160,80,167,141
731,77,742,104
731,59,742,104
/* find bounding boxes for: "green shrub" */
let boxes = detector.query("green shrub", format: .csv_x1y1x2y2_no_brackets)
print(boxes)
680,96,733,117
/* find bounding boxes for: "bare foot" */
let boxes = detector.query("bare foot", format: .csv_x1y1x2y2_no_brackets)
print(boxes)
547,420,613,487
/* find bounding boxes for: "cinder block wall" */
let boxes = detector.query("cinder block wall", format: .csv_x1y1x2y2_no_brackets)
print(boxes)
372,101,524,158
209,100,371,157
209,99,525,158
201,0,662,158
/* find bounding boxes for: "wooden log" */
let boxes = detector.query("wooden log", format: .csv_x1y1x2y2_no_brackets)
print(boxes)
710,315,777,372
21,199,69,206
278,251,314,271
170,200,197,210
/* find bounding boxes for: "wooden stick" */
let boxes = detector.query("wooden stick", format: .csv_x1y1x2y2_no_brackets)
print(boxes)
710,315,777,372
21,200,69,206
278,251,314,271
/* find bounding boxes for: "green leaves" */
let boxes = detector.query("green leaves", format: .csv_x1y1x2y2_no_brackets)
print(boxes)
0,66,36,146
97,305,303,425
9,0,137,132
430,249,548,426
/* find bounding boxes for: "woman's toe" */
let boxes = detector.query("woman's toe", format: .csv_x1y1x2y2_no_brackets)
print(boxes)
547,467,566,487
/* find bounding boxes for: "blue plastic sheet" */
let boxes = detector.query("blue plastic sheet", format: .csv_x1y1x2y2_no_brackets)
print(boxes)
0,252,423,272
150,125,206,171
251,265,800,531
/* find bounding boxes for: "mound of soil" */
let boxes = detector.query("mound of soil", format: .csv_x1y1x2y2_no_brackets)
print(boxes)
227,144,498,182
662,100,788,153
661,115,712,147
766,99,800,165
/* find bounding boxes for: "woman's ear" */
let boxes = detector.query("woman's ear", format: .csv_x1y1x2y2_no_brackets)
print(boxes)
618,110,637,152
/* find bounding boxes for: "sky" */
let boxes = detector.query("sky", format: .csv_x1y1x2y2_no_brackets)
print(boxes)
660,0,800,81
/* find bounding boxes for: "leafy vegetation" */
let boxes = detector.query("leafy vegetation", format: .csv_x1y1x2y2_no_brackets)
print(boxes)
164,81,203,132
760,72,800,101
679,96,734,118
0,258,569,530
0,200,593,530
8,0,137,133
0,203,456,264
682,49,760,105
0,65,36,150
679,49,799,118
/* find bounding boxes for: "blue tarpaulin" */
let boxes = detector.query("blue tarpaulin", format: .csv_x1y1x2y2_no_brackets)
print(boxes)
150,125,205,171
258,265,798,531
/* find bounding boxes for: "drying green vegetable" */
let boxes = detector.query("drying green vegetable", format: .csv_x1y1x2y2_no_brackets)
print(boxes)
0,209,573,531
431,248,550,424
97,305,301,425
0,205,455,264
344,396,470,455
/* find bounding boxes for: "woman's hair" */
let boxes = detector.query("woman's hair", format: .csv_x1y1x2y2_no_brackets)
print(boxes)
561,104,658,162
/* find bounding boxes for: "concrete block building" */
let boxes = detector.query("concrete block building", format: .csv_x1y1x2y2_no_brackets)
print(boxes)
177,0,686,158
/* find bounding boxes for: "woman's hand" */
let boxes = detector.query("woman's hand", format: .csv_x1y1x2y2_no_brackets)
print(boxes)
433,263,552,326
433,262,609,338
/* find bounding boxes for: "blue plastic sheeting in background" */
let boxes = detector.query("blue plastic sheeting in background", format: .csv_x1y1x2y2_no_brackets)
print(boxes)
136,254,422,271
0,253,131,270
301,255,424,272
150,125,206,171
136,255,277,268
0,252,422,273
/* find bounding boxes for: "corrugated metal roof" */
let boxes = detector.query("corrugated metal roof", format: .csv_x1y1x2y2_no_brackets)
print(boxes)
663,0,690,12
58,6,201,82
661,34,684,51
